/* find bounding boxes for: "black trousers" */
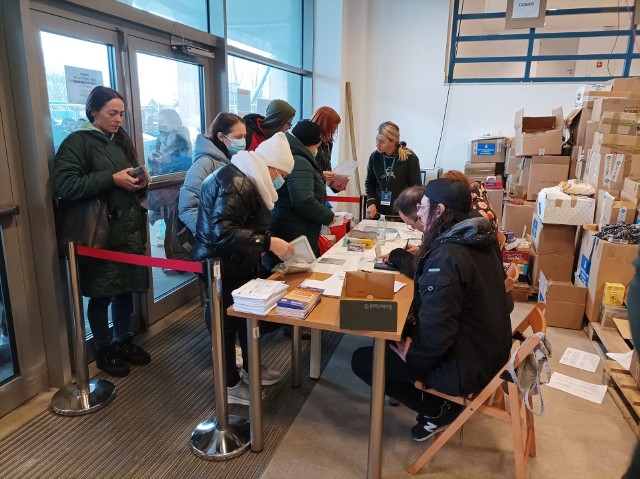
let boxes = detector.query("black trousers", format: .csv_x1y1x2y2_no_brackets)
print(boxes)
351,344,444,417
87,293,133,353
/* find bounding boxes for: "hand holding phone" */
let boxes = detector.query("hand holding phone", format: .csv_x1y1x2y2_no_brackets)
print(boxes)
374,262,398,272
128,165,150,188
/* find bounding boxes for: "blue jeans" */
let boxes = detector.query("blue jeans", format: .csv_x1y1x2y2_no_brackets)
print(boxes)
87,293,133,353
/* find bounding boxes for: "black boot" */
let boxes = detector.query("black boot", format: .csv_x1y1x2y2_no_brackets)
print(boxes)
96,346,130,377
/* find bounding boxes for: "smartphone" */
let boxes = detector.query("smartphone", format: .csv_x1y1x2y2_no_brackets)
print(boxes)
374,262,398,272
128,165,150,187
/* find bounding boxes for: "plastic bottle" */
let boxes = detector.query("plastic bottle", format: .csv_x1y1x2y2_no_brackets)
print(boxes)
377,214,387,246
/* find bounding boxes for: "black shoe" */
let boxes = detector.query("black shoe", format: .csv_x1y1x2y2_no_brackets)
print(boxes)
114,339,151,365
410,401,462,442
96,348,130,377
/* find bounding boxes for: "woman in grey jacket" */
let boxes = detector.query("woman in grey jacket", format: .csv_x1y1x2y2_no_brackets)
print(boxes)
178,113,245,235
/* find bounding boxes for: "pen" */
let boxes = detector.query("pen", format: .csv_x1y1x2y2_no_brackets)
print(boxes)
404,239,409,250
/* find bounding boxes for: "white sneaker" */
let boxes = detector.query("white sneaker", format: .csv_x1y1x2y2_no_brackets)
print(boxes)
241,365,282,386
227,379,264,405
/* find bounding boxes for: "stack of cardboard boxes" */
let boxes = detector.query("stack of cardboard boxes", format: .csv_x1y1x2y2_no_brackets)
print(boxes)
466,137,507,226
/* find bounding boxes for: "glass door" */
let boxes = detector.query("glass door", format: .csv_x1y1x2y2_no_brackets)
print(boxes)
128,36,211,322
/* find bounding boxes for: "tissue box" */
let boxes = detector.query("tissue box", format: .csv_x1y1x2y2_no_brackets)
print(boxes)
603,282,626,306
536,187,596,225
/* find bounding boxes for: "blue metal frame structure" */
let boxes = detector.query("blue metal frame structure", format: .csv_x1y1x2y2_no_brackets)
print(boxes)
449,1,640,83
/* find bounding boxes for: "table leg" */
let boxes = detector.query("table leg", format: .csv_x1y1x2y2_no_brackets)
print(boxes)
291,324,302,388
247,318,263,452
367,338,386,479
309,329,321,379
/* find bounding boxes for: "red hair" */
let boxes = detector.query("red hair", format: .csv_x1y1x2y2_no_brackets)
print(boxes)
441,170,472,189
311,106,341,144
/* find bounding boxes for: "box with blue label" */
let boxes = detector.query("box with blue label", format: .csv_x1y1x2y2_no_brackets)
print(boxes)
531,214,577,256
470,137,508,164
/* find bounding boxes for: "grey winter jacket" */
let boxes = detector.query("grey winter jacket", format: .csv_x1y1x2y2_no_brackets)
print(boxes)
178,134,230,234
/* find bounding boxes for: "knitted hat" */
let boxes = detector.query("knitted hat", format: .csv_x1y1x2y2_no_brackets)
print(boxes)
292,120,322,146
255,132,295,173
424,178,472,221
261,99,296,137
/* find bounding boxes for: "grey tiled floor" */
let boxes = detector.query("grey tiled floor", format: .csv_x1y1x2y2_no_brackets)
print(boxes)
262,303,637,478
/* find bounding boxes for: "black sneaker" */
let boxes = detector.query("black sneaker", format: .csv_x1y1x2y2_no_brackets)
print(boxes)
96,348,130,377
114,339,151,365
410,401,462,442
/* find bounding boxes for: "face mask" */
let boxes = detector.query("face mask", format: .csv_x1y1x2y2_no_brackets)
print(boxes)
227,138,246,155
272,174,285,190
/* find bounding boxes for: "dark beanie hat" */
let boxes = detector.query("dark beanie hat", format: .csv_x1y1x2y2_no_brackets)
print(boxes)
261,99,296,138
424,178,472,221
292,120,322,146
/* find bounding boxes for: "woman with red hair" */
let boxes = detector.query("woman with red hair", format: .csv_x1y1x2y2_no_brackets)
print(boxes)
311,106,344,191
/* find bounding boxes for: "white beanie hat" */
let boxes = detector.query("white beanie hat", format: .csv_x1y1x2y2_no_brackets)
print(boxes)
255,132,294,173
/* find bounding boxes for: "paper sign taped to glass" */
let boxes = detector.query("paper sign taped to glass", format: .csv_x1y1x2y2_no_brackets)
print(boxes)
272,235,317,274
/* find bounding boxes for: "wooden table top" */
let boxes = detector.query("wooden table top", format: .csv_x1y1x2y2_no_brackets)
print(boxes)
227,271,414,341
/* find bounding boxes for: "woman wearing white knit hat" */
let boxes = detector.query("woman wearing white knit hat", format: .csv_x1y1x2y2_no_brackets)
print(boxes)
192,132,295,405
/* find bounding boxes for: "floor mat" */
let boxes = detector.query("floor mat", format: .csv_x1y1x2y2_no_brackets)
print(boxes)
0,308,343,478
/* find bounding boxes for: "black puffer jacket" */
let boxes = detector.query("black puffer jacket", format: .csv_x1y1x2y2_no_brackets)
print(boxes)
191,163,271,276
406,217,512,396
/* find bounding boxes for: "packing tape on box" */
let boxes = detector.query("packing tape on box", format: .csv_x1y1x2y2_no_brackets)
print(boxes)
601,112,640,134
554,195,578,208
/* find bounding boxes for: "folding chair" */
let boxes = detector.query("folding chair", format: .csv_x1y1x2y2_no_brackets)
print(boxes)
408,303,547,478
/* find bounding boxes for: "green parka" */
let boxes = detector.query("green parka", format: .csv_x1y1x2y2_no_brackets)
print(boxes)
53,121,149,298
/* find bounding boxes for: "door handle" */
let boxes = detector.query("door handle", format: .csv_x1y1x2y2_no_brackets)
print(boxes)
0,204,20,218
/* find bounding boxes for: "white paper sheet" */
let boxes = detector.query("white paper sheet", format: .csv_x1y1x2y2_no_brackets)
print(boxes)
393,281,406,293
559,347,601,373
300,272,346,298
333,160,359,176
546,372,608,404
606,350,633,371
314,254,363,274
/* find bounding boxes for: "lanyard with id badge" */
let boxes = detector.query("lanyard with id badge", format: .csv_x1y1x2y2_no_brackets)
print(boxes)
381,154,396,206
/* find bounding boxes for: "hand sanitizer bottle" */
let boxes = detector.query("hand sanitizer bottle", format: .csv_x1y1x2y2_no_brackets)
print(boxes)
377,214,387,246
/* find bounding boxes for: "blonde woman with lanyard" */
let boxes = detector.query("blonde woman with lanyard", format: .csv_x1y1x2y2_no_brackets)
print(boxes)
365,121,422,219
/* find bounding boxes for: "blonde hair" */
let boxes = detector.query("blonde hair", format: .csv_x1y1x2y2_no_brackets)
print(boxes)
377,121,413,161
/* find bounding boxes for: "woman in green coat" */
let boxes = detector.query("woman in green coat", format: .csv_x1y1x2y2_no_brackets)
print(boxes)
53,86,151,377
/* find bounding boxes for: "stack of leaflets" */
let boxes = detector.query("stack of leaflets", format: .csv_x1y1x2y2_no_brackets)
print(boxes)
275,287,323,319
231,279,288,316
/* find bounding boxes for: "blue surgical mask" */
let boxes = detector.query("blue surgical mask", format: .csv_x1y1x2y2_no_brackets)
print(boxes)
272,174,285,190
227,137,246,155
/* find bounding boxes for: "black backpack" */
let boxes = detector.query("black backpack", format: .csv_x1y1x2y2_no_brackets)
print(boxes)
164,194,195,261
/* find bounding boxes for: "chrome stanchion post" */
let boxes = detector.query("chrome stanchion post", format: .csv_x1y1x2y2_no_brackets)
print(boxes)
191,258,250,460
247,318,263,452
291,325,302,388
359,195,367,222
51,241,116,416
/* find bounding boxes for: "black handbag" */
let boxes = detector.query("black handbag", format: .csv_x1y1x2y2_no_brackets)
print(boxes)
55,197,110,251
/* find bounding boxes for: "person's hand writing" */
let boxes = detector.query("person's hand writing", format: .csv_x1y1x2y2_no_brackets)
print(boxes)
113,168,143,192
379,253,390,263
406,244,419,254
389,336,412,362
367,204,378,219
270,237,295,258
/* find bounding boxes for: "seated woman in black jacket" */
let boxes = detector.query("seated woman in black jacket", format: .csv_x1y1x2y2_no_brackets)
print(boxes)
352,179,512,441
192,132,295,406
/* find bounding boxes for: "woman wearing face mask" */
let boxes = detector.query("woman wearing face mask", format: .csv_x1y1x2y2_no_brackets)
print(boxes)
192,132,295,405
264,120,335,272
179,113,246,236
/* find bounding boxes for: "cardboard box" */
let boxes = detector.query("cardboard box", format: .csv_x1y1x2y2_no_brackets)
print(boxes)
530,251,574,287
623,176,640,199
569,146,582,179
583,120,600,153
518,156,570,201
575,102,594,147
592,98,640,123
595,189,620,227
603,282,626,306
514,107,564,157
538,271,587,330
505,156,521,175
470,137,507,163
599,302,628,330
531,214,577,255
597,192,636,229
486,188,504,227
630,350,640,388
598,111,640,136
339,271,397,331
584,151,640,190
576,230,638,321
592,132,640,154
503,250,530,276
502,201,536,237
609,78,640,91
536,187,596,225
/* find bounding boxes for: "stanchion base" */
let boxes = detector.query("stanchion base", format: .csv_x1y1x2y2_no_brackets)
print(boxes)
51,378,116,416
190,415,251,461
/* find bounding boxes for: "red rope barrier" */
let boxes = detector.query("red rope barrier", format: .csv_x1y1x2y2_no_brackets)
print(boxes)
326,195,361,203
76,245,203,274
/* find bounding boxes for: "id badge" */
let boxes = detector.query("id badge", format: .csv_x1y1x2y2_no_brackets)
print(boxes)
381,191,392,206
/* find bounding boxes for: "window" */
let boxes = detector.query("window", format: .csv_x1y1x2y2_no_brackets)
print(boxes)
228,55,302,122
448,0,640,82
116,0,208,33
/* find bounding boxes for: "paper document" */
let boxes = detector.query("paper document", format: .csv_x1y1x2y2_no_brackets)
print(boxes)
333,160,358,176
559,347,600,373
606,350,633,370
546,372,608,404
314,254,362,274
301,272,346,297
398,229,423,240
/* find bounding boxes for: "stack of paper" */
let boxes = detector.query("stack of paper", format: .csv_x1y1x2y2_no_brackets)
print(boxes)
231,279,288,316
275,287,323,319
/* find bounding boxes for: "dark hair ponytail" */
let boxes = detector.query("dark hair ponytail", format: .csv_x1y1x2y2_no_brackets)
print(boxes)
85,86,139,166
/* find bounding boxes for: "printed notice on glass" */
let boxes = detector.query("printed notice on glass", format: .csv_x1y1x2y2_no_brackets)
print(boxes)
559,347,600,373
65,66,103,105
512,0,541,19
546,372,608,404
